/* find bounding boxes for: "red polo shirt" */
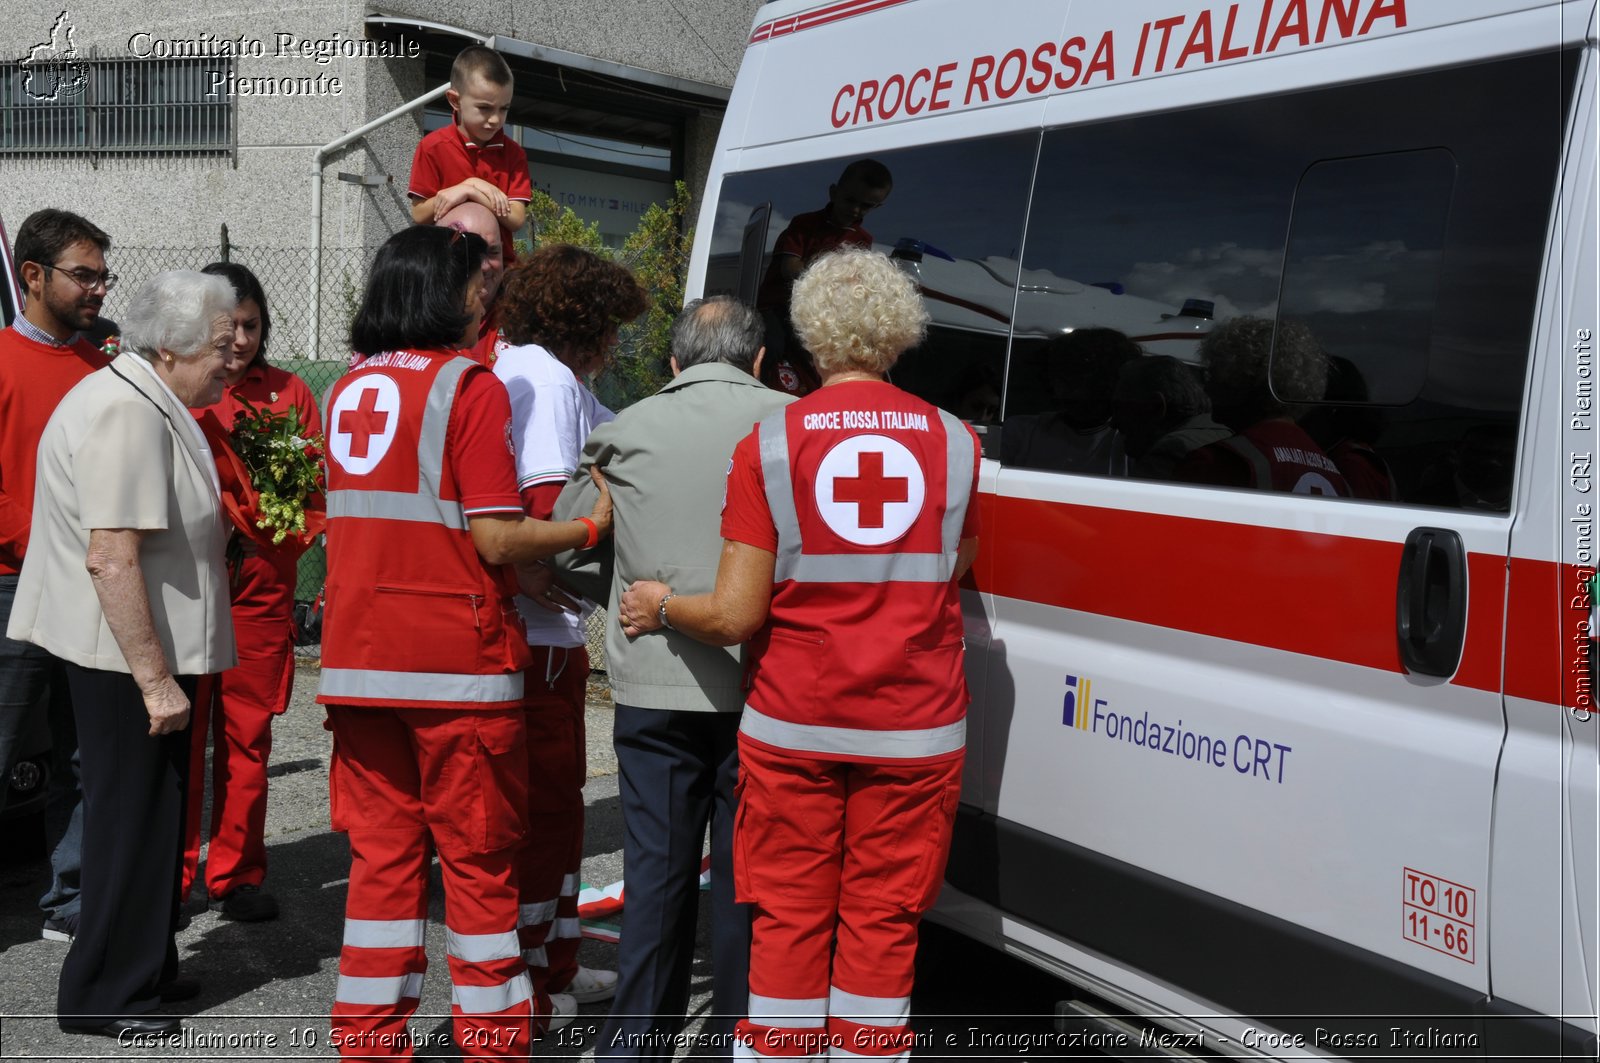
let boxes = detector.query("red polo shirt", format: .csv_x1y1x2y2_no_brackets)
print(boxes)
409,124,532,264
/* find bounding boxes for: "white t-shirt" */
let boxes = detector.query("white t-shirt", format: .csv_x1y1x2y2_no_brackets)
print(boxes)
493,341,614,648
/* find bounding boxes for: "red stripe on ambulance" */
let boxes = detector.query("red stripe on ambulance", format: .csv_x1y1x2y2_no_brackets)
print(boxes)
750,0,913,44
968,492,1573,706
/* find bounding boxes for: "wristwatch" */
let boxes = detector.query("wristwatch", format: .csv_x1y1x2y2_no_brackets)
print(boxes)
657,592,676,630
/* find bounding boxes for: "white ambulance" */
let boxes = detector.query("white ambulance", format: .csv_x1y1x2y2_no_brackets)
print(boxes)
691,0,1599,1056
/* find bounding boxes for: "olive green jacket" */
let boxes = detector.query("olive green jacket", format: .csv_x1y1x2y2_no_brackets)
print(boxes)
552,362,792,712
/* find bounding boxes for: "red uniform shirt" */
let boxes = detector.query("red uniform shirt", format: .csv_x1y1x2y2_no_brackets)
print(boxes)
1179,418,1351,497
755,207,874,310
409,124,532,264
203,360,324,441
469,304,502,368
722,380,980,763
0,328,109,574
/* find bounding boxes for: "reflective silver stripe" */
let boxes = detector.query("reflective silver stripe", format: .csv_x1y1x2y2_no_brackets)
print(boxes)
786,552,953,584
328,356,474,530
549,916,581,940
829,986,909,1026
452,975,533,1015
936,409,973,554
560,872,579,894
336,972,424,1005
521,946,549,967
326,489,468,529
741,706,965,760
343,918,426,950
420,358,473,486
759,411,805,582
320,667,523,704
446,929,521,963
518,900,557,925
763,406,972,586
748,992,828,1027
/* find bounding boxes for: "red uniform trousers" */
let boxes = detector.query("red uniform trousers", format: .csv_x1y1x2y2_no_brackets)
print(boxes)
516,645,587,1012
182,553,295,899
733,738,963,1063
327,705,534,1061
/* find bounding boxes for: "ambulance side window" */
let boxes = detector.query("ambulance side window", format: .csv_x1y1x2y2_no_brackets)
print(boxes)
1009,50,1571,510
705,133,1038,428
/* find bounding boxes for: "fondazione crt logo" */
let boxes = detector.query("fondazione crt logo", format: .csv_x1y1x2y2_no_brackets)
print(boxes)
1061,673,1294,785
19,11,89,103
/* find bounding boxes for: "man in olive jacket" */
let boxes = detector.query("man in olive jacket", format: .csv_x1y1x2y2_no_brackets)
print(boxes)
553,296,792,1059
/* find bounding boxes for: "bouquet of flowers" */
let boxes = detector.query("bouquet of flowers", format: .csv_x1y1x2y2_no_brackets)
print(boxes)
196,397,328,578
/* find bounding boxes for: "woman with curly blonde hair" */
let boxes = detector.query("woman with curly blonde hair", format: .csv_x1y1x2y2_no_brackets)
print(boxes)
620,247,982,1061
491,243,647,1027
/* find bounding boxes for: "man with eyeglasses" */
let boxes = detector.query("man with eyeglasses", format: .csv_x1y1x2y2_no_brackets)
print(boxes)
0,208,114,945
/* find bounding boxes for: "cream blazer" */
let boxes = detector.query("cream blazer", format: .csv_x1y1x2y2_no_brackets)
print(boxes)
6,353,237,675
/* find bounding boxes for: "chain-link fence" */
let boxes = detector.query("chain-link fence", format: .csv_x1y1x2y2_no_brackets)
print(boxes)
103,241,371,362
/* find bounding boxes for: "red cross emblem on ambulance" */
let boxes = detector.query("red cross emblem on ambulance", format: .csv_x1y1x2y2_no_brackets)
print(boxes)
815,434,925,546
328,376,402,475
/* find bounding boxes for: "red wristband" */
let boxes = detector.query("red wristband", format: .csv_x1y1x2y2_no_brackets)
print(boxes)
577,517,599,549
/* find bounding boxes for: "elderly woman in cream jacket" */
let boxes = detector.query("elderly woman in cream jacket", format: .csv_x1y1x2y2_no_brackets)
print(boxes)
8,270,240,1039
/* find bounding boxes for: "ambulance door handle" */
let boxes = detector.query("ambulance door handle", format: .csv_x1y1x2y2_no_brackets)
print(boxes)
1396,527,1467,678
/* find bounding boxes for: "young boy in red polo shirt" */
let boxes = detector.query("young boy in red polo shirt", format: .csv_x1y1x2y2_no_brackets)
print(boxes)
409,45,532,263
755,158,893,395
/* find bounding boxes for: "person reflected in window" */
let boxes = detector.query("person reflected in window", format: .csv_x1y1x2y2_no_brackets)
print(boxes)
1177,316,1349,497
1000,327,1138,474
1302,355,1396,501
1111,355,1229,480
755,159,893,397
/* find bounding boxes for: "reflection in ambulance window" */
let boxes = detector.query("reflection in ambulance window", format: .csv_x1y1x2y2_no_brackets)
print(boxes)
1174,317,1350,497
1010,51,1568,511
1112,355,1228,481
1000,328,1139,475
706,133,1038,427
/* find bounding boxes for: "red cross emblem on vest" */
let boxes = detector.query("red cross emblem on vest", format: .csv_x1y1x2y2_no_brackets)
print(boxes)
328,376,402,475
815,434,926,547
833,450,909,529
339,388,390,459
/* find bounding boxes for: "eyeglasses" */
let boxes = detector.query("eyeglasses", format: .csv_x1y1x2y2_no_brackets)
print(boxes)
42,263,118,293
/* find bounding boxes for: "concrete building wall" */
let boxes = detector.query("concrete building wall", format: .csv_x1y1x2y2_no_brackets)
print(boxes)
1,1,760,355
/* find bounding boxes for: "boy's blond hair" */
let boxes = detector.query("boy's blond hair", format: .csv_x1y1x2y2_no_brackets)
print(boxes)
451,45,512,90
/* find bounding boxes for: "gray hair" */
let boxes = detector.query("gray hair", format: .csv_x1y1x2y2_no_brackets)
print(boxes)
1201,315,1327,421
120,271,236,362
671,296,764,372
1119,355,1212,421
791,248,927,376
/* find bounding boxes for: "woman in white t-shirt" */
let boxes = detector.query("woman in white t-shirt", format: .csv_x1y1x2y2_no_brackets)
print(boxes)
491,243,648,1027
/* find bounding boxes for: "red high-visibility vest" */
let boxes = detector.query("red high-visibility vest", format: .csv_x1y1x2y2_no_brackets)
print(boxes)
317,350,530,709
742,380,977,764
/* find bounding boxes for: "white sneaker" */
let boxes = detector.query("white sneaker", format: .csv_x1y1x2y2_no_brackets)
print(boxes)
558,965,618,1004
546,991,578,1031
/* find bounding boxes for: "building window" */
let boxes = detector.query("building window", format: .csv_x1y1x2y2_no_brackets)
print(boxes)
0,55,234,158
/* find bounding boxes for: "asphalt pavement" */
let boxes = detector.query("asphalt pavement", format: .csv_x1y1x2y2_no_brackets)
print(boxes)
0,658,1084,1062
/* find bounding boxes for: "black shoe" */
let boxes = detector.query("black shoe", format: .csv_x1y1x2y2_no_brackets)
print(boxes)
59,1015,182,1038
158,976,201,1003
41,914,78,943
216,884,279,922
